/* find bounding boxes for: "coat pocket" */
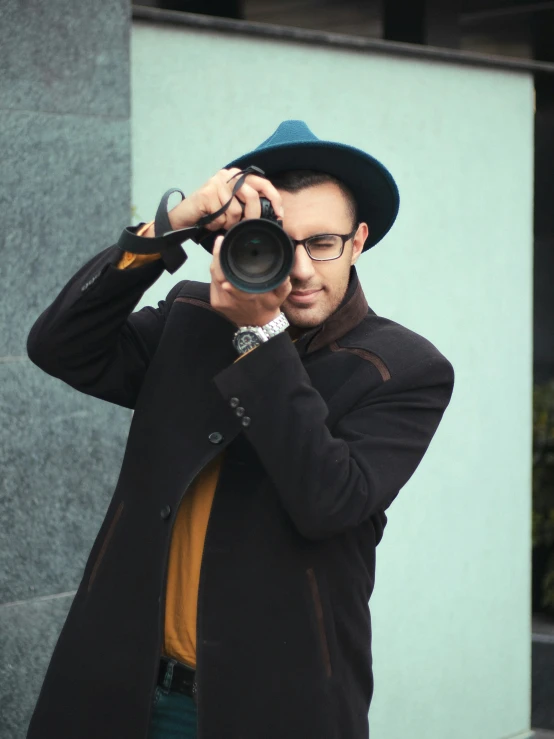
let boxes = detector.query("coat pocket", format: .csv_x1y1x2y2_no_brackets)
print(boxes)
87,501,125,593
306,567,333,678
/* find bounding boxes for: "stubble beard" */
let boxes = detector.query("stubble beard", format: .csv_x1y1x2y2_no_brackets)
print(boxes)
283,306,322,331
283,270,351,331
283,290,335,331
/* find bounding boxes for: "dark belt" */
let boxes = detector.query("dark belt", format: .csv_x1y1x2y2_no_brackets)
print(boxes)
158,657,198,705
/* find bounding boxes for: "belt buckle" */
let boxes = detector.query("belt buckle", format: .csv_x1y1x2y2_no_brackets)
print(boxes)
192,678,198,705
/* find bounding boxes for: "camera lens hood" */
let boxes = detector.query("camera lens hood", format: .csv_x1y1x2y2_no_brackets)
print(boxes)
219,218,294,294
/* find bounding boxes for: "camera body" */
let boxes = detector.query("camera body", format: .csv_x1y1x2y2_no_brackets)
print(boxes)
197,198,295,294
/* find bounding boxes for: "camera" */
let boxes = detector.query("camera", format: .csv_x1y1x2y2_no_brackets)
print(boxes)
196,198,295,294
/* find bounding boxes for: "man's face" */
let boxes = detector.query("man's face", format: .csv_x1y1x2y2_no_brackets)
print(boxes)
278,182,368,329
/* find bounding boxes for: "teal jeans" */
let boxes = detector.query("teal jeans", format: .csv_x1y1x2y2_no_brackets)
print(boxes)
147,686,198,739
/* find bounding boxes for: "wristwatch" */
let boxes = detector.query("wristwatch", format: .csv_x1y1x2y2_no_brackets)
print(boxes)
233,313,290,355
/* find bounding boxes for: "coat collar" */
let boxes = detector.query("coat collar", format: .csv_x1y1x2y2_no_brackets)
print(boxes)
294,267,370,355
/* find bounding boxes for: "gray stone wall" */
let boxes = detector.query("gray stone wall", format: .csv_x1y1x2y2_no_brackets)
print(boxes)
0,1,132,736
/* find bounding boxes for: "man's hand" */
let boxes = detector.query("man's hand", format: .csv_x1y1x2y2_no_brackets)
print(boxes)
142,168,284,238
210,236,292,327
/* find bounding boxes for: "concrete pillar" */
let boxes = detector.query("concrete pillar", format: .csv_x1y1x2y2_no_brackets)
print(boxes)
0,1,132,735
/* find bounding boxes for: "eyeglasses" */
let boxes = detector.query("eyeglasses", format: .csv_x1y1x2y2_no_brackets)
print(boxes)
288,228,358,261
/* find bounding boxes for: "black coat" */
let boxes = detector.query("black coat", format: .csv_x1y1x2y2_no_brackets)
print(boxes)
26,244,454,739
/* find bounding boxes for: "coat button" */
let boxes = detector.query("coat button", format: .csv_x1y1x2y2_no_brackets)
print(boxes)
241,417,251,427
235,407,245,417
209,432,223,444
160,505,171,520
229,397,240,408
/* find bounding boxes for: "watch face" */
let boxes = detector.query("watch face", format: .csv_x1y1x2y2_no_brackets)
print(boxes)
235,330,261,353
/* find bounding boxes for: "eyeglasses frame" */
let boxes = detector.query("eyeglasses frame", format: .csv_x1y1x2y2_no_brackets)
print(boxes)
288,227,359,262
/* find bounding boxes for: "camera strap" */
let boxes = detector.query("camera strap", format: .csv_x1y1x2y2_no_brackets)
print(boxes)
116,166,267,274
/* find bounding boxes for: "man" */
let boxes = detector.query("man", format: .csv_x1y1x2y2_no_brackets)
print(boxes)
26,120,454,739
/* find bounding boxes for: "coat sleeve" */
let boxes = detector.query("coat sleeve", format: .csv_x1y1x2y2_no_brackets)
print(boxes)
27,243,183,409
213,332,454,540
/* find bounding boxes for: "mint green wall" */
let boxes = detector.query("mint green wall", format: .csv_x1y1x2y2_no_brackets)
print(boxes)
131,21,534,739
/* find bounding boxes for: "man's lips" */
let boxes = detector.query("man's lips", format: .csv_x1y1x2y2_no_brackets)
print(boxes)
287,288,322,305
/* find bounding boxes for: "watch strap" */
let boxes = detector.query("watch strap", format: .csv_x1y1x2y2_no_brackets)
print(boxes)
260,312,289,339
233,312,289,354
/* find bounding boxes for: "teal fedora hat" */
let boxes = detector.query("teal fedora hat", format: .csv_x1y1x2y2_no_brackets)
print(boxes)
224,119,399,252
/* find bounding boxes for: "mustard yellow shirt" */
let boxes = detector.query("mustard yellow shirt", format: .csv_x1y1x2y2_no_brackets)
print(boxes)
162,457,221,667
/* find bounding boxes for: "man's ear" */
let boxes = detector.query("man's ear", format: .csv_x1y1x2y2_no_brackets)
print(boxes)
351,223,369,265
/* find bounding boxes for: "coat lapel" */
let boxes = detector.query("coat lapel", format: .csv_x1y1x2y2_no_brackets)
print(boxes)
296,268,371,356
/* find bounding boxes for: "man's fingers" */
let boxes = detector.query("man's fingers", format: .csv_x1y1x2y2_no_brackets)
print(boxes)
216,180,243,227
212,238,239,292
211,236,228,284
203,193,229,231
223,167,244,183
211,235,223,267
195,168,284,233
235,183,262,220
226,170,284,219
212,235,224,261
243,175,284,218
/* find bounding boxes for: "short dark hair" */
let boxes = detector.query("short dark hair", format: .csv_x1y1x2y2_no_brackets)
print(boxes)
268,170,358,228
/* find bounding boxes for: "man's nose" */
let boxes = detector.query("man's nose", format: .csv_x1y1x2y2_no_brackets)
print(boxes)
289,244,316,282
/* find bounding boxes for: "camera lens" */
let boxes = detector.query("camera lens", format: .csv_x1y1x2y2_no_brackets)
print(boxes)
228,230,281,280
220,219,294,293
